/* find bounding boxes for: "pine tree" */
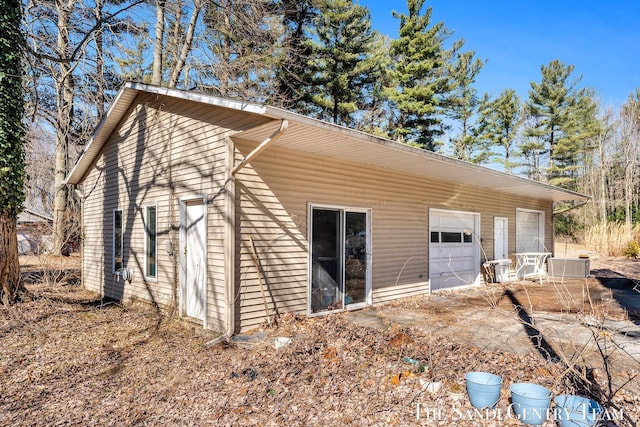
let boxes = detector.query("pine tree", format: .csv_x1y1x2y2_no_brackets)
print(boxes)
0,0,26,305
306,0,380,126
271,0,319,110
352,33,394,136
523,60,600,188
386,0,460,151
446,50,485,162
477,89,522,172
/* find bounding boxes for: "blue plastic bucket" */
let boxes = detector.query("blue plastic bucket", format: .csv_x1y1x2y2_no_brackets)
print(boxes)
554,395,602,427
510,383,552,426
465,372,502,409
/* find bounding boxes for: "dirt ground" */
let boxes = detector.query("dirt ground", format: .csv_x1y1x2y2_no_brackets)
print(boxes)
1,255,639,426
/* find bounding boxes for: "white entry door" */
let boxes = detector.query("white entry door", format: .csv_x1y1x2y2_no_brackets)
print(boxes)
183,200,206,320
429,209,480,291
494,217,508,260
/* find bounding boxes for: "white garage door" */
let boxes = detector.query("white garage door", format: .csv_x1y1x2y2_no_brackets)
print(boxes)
516,209,545,277
429,210,481,291
516,209,544,253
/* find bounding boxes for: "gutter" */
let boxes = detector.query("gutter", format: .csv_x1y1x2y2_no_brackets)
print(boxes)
552,199,590,215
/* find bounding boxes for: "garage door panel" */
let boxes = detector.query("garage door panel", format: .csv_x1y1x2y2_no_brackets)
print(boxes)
429,210,480,291
437,272,476,289
516,209,544,253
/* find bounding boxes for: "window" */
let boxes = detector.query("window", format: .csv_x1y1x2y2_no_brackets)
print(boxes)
113,209,123,272
145,205,157,278
441,232,462,243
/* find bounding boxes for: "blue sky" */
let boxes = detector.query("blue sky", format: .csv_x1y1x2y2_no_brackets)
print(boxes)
359,0,640,107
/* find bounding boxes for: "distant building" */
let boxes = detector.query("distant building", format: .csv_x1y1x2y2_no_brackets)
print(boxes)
17,209,53,255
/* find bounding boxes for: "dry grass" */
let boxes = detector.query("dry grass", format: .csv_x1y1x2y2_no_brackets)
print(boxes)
584,222,640,257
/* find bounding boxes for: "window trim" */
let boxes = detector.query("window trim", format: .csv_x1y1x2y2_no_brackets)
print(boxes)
112,208,123,274
144,203,158,279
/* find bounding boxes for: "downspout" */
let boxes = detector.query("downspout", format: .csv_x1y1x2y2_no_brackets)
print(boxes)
74,187,85,291
206,119,288,346
203,196,208,331
231,119,288,177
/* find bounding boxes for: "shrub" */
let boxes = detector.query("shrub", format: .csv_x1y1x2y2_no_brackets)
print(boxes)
623,241,640,259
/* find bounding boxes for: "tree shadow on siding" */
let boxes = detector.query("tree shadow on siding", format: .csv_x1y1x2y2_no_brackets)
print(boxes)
235,181,308,327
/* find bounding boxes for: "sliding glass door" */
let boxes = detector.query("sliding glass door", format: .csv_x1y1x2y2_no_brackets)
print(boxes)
310,206,370,314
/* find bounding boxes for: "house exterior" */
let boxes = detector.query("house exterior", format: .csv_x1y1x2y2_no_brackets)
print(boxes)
65,82,588,334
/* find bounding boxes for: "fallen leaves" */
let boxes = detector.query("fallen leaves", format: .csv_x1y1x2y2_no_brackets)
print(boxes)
1,278,639,426
388,331,414,348
390,370,417,386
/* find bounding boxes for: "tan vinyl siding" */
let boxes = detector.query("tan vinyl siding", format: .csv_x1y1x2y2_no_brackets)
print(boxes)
81,156,107,298
234,139,552,331
81,90,555,333
81,93,271,332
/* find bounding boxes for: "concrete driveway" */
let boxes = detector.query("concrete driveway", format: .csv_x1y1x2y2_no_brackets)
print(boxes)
347,259,640,393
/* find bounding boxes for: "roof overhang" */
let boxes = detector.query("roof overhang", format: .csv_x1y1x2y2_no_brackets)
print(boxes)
65,82,590,203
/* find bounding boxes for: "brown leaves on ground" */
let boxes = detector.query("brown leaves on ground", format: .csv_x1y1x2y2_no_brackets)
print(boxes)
1,282,638,426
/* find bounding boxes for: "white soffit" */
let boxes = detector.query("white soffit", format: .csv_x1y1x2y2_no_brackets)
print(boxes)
237,116,588,203
66,83,589,203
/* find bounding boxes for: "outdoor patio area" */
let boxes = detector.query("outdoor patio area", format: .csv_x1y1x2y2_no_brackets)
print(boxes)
348,256,640,395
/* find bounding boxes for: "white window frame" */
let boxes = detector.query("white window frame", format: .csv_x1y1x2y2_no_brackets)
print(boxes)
112,208,123,273
144,203,158,280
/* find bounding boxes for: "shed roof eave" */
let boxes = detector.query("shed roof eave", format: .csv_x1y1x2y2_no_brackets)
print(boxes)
65,82,590,203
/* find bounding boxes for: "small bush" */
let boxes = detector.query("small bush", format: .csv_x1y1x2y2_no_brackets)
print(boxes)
623,241,640,259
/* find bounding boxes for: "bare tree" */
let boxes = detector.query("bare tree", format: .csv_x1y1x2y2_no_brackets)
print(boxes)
25,0,144,255
618,91,640,231
151,0,165,85
167,0,207,88
24,123,56,214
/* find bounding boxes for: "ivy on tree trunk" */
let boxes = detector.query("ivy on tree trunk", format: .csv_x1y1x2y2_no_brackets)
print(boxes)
0,0,27,305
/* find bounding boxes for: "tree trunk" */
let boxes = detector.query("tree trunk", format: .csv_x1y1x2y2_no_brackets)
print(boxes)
51,1,74,256
597,130,607,225
168,0,203,88
94,0,105,119
0,213,23,306
152,0,166,85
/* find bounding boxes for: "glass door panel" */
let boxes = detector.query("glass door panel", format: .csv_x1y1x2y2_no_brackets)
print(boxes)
345,212,367,305
311,209,342,313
